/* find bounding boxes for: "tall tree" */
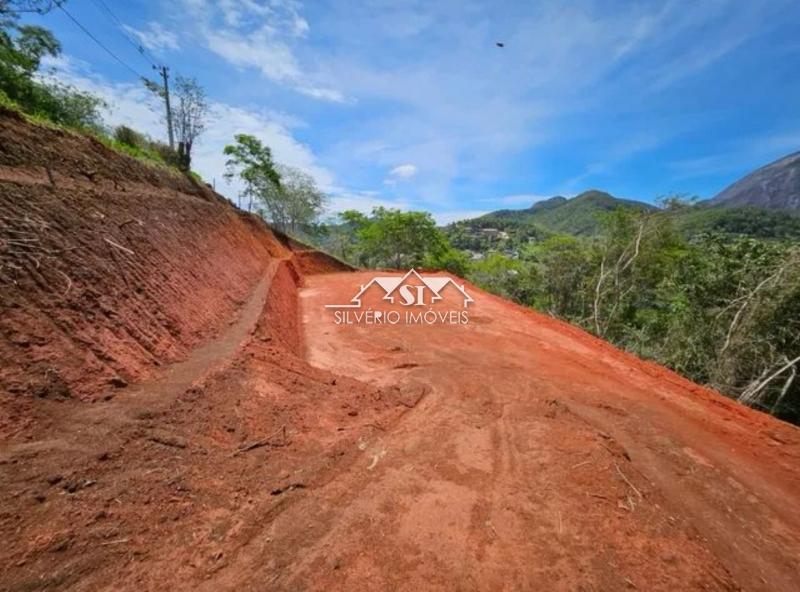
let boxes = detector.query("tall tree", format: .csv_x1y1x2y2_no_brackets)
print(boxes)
0,5,60,97
346,207,448,269
223,134,281,213
171,76,208,172
276,165,326,232
0,1,105,129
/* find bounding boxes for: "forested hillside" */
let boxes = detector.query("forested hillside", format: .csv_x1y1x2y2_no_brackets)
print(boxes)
476,190,656,235
453,191,800,248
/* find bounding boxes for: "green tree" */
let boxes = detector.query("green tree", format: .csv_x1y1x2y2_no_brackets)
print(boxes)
353,207,448,269
0,2,105,129
277,165,326,233
223,134,281,214
322,210,369,264
223,137,327,233
522,234,593,317
424,245,470,277
468,253,536,302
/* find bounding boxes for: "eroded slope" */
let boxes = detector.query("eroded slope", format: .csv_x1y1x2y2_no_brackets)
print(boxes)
0,110,290,435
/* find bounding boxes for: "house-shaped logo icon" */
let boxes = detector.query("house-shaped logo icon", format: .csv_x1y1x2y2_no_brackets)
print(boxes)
325,269,474,309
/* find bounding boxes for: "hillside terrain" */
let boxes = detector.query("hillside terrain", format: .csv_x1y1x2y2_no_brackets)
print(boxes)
451,187,800,247
710,150,800,210
476,190,656,236
2,112,800,591
674,203,800,239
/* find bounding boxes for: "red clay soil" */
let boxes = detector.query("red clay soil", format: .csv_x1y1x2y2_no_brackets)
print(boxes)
0,109,290,437
270,228,354,275
292,249,353,275
2,112,800,591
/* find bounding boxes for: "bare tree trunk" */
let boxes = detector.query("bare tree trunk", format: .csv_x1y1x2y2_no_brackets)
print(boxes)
720,265,787,356
593,257,607,335
771,364,797,413
739,354,800,406
594,217,647,337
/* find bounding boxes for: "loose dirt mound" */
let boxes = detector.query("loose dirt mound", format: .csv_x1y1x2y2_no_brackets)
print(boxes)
292,250,353,275
271,228,354,275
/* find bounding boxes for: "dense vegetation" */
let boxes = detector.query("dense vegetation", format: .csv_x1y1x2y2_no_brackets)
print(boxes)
478,191,656,236
673,205,800,239
312,208,468,273
477,206,800,423
0,1,105,130
446,191,800,257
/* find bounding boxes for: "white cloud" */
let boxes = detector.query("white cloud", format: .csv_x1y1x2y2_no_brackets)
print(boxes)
210,0,308,36
383,163,418,185
325,189,409,217
40,55,335,205
389,164,417,179
42,1,792,224
206,32,301,83
489,194,552,207
308,0,790,212
432,210,489,225
181,0,345,103
291,15,310,37
123,22,180,52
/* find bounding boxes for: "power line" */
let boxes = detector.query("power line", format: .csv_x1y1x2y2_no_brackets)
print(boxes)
86,0,161,69
56,2,147,80
48,2,175,146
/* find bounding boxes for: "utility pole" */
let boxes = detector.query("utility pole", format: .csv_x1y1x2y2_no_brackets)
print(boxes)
156,65,174,150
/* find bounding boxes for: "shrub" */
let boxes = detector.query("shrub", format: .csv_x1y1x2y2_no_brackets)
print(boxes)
113,125,146,148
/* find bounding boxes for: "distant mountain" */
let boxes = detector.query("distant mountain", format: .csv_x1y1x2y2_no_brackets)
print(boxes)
446,188,800,255
710,150,800,210
474,190,656,236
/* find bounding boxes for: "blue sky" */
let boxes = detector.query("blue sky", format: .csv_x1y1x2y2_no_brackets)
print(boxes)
23,0,800,222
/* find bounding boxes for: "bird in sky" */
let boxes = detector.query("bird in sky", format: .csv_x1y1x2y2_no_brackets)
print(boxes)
496,42,505,48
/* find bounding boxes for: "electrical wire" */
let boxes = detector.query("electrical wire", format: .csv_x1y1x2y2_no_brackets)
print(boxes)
55,2,147,80
87,0,161,69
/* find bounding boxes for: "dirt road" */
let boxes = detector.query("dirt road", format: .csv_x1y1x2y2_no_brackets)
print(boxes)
3,268,800,591
252,271,800,591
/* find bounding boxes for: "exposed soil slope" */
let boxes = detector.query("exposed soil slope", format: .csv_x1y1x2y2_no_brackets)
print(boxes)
2,112,800,592
270,229,354,276
0,109,289,436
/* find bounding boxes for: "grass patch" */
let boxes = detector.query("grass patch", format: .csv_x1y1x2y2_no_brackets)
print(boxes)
0,90,190,177
188,170,204,183
0,88,17,110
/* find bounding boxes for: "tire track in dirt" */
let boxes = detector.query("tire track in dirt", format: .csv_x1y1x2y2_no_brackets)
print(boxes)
208,270,800,592
0,260,413,592
4,232,800,592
